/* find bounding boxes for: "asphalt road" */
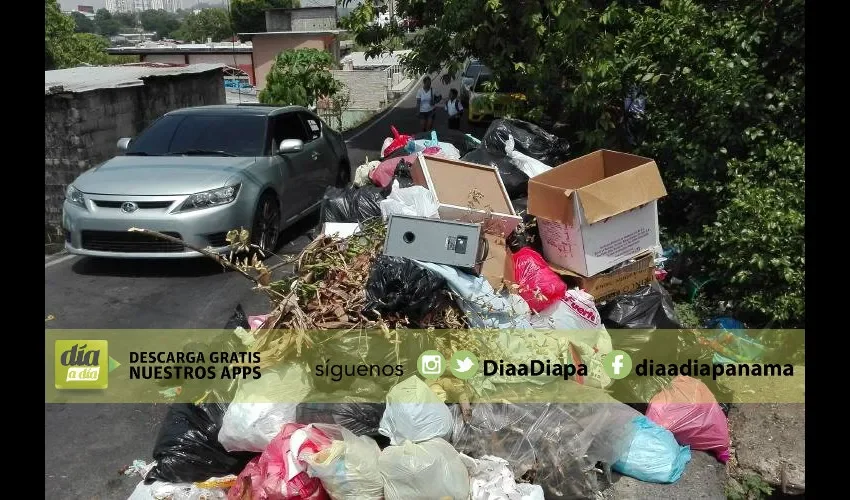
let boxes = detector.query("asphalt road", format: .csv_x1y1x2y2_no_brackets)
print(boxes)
44,71,486,500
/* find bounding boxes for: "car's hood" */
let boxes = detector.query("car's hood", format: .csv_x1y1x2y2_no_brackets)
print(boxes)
73,156,257,196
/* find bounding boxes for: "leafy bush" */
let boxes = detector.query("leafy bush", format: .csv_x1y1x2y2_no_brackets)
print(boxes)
259,48,342,108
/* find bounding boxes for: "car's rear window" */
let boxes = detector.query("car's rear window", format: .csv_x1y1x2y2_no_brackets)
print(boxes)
126,114,267,156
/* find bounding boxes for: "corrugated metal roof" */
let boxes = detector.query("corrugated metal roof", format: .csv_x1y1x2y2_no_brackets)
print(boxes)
44,63,225,95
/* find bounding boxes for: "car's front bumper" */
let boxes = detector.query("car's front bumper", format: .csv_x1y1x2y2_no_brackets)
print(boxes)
62,193,255,259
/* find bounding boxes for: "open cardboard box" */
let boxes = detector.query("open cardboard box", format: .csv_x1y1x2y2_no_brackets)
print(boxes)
549,251,655,303
411,154,522,237
528,150,668,277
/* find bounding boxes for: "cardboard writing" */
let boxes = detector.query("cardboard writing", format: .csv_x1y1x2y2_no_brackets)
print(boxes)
538,220,573,257
593,227,651,258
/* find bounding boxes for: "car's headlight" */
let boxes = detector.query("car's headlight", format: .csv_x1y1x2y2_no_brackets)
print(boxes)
174,184,240,213
65,185,86,209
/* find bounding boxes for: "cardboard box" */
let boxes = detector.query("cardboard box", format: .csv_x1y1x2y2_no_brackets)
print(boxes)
411,154,523,237
528,150,667,277
549,252,655,303
480,233,516,290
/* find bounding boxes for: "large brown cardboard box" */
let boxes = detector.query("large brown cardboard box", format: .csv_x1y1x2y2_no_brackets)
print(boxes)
528,150,668,277
549,252,655,302
411,154,523,237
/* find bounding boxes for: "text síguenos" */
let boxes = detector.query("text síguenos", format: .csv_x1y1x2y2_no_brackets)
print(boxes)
315,362,404,382
483,360,588,380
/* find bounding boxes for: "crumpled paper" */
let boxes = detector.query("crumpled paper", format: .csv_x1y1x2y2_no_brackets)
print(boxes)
459,454,545,500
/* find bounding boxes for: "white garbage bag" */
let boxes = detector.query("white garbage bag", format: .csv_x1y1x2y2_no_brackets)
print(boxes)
380,438,471,500
218,362,313,452
504,135,552,177
301,424,383,500
127,480,228,500
354,160,380,187
379,375,453,445
380,180,440,219
459,454,545,500
435,142,462,159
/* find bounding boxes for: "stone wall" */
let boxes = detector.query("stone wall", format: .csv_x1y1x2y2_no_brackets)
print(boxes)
331,69,390,111
44,69,225,236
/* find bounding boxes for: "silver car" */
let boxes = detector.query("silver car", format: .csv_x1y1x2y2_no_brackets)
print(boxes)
62,104,350,258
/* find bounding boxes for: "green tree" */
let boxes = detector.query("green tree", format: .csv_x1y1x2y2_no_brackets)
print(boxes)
94,8,121,36
140,9,182,39
231,0,301,34
72,12,95,33
114,11,138,30
258,48,341,107
174,8,233,42
342,0,805,327
45,0,110,69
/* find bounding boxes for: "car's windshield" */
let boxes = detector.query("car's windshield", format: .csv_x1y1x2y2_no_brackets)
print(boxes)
465,62,486,80
473,74,519,94
126,114,267,157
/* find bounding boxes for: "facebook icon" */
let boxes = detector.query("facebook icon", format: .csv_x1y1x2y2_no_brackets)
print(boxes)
603,350,633,380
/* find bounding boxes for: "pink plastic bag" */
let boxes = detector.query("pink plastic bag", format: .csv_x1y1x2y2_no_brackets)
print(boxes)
382,126,412,158
248,314,272,331
646,376,730,463
370,154,417,188
228,423,333,500
513,247,567,313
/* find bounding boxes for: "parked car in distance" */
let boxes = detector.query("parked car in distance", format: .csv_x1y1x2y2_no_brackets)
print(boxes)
62,104,350,258
467,72,527,125
459,59,487,106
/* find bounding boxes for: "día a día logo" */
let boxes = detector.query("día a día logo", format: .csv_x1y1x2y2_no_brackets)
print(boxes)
55,340,109,390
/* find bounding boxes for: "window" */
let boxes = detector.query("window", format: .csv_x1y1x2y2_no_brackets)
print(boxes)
273,113,310,147
126,114,268,157
473,74,519,94
300,114,322,142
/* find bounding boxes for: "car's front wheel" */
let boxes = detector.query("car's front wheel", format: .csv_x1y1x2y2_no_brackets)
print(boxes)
252,193,281,254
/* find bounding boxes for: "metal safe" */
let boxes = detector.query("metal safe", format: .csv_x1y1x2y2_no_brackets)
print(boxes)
383,215,487,272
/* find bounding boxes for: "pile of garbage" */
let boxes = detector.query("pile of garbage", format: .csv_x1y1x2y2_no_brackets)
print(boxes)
129,119,761,499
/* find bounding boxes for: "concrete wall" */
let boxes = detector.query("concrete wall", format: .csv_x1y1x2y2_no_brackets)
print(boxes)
44,70,225,235
331,69,390,110
252,34,331,90
266,8,336,32
291,9,336,31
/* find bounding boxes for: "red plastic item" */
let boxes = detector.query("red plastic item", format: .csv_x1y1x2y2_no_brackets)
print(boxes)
382,126,413,158
370,154,417,188
422,146,442,156
513,247,567,313
228,423,333,500
646,376,731,463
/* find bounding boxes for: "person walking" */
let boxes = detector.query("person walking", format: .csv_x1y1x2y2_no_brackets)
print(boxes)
416,76,439,132
445,88,464,130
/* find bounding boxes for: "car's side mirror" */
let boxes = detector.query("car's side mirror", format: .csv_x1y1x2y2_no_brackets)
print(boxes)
117,137,132,153
278,138,304,154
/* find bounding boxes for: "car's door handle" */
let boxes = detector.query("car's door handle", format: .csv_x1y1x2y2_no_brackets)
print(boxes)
311,151,320,161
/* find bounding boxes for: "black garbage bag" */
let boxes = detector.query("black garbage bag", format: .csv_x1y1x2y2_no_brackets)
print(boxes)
600,280,682,329
223,304,250,330
146,403,255,484
363,256,451,326
461,147,529,199
482,118,571,166
393,158,415,189
319,185,385,224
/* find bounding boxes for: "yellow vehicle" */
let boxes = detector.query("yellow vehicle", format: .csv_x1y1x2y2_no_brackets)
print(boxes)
467,73,527,124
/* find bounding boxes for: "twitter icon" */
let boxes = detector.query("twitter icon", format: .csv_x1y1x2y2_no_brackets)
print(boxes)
449,350,480,380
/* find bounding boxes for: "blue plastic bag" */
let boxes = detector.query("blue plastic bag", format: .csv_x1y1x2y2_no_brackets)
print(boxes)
703,317,766,364
613,416,691,484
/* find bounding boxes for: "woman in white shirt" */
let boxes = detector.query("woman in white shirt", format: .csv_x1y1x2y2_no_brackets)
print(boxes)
416,76,439,132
